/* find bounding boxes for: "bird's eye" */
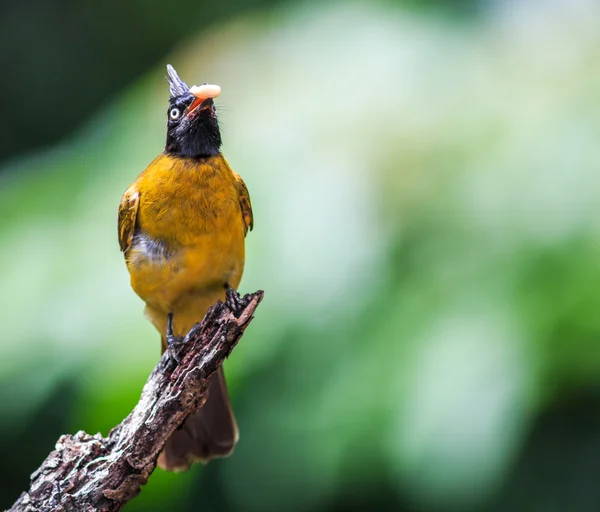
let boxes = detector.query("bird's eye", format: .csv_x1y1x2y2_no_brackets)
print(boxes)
169,107,181,120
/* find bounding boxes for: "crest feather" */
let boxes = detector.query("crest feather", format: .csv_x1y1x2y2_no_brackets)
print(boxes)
166,64,189,97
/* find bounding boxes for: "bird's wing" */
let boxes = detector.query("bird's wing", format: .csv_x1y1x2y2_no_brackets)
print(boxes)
233,172,254,236
118,184,140,252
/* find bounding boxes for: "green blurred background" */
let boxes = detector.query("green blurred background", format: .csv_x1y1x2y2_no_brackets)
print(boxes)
2,0,600,510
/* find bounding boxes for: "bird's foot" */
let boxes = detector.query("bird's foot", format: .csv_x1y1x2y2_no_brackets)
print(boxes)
225,286,248,317
166,312,186,363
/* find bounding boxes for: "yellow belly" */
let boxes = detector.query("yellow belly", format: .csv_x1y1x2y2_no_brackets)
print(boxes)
128,233,245,340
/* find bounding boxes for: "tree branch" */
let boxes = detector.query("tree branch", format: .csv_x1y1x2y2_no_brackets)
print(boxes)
9,289,264,512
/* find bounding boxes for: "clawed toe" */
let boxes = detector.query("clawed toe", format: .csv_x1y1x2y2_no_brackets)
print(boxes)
166,312,186,363
226,286,240,307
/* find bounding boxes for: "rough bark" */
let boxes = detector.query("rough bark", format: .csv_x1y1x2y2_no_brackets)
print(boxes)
9,289,263,512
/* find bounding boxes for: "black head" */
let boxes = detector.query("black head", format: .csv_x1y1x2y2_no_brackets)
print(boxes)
164,64,221,158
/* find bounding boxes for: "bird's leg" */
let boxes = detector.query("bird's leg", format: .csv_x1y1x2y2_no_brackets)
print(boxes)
166,312,186,363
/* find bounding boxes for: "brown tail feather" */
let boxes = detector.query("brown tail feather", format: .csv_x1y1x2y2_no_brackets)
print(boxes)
158,367,238,471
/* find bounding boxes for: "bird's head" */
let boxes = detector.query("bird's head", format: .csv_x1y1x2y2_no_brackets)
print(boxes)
164,64,222,159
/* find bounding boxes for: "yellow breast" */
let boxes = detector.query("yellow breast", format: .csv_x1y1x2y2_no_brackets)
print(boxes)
136,153,242,243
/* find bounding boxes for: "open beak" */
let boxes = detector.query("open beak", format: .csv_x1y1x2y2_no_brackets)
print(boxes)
185,83,221,117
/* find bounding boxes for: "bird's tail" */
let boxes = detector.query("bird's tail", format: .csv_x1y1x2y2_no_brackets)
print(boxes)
158,366,238,471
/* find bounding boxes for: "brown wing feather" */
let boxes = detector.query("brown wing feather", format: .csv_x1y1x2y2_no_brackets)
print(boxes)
233,172,253,236
117,184,140,252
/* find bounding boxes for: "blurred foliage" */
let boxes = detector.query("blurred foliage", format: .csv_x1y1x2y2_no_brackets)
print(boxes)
0,0,476,163
0,0,290,162
2,0,600,511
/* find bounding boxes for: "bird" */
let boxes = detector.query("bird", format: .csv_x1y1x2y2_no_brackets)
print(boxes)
117,64,253,471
